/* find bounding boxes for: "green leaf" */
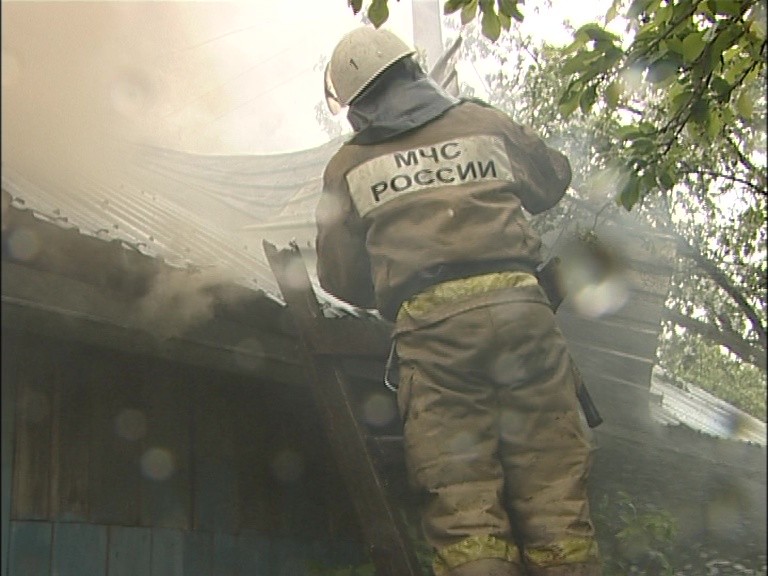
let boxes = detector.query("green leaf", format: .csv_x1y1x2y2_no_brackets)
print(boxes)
709,0,745,17
707,109,723,139
619,173,642,211
646,56,680,83
710,76,731,102
575,22,619,42
579,84,598,114
630,137,655,154
497,0,514,17
690,97,710,124
736,91,754,118
682,31,706,63
481,6,502,41
558,87,581,117
616,124,644,139
443,0,466,15
563,33,589,55
658,165,676,191
367,0,389,27
627,0,653,19
605,0,620,23
348,0,363,14
605,81,621,108
665,36,685,55
497,10,511,30
671,89,694,115
562,51,598,76
461,0,478,24
501,0,524,22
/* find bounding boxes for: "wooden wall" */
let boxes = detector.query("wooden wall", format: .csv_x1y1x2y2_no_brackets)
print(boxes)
2,330,368,576
545,208,678,432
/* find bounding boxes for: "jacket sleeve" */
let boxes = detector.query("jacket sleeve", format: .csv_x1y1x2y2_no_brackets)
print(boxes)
503,115,573,214
315,166,376,309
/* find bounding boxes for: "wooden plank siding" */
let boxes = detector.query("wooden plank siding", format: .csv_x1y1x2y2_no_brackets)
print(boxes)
107,526,152,576
50,345,91,523
192,377,240,534
51,522,108,576
140,364,191,530
8,522,52,576
88,352,144,527
11,340,54,521
4,329,365,575
2,339,18,576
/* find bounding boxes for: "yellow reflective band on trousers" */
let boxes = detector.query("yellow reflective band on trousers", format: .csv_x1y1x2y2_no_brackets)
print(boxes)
433,534,521,576
524,537,600,567
397,271,538,320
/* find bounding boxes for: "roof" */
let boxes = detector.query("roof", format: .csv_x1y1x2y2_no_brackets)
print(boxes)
1,139,343,299
650,366,767,446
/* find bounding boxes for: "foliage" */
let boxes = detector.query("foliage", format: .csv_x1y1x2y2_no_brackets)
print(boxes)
558,0,766,210
659,328,767,420
345,0,767,208
594,491,679,575
452,21,765,414
339,1,766,406
348,0,526,40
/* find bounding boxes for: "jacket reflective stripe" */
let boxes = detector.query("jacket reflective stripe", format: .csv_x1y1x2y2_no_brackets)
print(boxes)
432,534,521,576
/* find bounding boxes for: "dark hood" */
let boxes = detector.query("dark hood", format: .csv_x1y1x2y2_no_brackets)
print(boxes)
346,57,460,145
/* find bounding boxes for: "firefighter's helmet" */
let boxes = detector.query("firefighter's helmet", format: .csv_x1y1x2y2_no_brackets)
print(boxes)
324,27,415,114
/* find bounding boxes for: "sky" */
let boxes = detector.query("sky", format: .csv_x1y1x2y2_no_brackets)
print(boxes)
1,0,611,172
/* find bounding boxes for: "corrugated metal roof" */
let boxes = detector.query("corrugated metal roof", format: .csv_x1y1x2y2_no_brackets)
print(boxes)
650,366,767,446
1,138,342,299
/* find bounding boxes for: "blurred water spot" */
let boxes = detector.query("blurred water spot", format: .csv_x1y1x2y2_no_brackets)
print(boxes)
234,337,265,371
19,390,50,423
572,275,629,318
500,409,523,438
706,479,747,538
7,228,41,261
283,259,309,292
492,352,520,385
270,449,305,484
110,68,153,117
141,447,175,481
1,49,21,88
447,431,477,454
315,194,345,228
621,66,644,94
115,408,147,441
362,393,397,427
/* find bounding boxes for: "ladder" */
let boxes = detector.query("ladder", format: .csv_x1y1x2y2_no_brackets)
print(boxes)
263,241,425,576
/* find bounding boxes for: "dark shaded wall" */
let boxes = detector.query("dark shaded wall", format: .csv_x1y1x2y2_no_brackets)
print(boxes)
2,331,367,576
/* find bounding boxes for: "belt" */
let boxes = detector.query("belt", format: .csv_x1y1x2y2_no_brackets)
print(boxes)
397,271,538,321
383,258,538,321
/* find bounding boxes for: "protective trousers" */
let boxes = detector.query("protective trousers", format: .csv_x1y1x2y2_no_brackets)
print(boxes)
394,273,601,576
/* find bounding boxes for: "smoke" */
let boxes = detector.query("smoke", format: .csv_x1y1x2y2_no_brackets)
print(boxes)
131,266,247,340
0,2,237,188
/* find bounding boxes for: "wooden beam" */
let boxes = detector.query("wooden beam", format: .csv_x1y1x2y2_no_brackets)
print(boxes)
263,241,424,576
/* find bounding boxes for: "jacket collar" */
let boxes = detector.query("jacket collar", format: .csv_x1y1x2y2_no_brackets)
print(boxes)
346,58,459,145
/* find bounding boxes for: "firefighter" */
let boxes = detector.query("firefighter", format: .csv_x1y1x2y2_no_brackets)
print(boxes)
315,26,602,576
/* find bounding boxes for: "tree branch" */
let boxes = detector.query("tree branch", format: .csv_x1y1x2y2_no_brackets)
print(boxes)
675,238,768,347
678,164,766,195
662,309,766,372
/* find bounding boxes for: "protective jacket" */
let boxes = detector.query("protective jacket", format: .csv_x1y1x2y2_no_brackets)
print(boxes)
315,62,601,576
316,98,572,320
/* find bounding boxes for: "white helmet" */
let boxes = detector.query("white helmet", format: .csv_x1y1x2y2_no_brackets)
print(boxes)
324,27,415,114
